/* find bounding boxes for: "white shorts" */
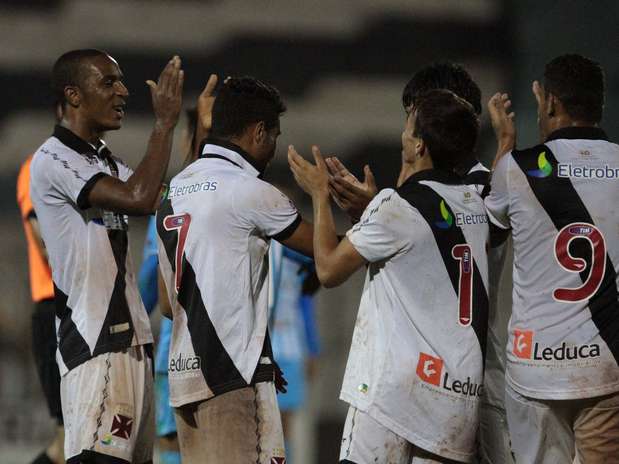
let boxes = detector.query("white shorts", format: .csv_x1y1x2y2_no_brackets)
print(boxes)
174,382,285,464
505,384,619,464
339,407,463,464
61,345,155,464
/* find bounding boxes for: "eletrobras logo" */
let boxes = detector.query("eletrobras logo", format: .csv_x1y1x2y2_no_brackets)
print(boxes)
169,353,201,374
416,352,482,397
435,198,487,229
513,330,600,361
527,151,553,178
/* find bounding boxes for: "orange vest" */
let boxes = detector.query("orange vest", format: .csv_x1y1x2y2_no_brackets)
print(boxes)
17,155,54,302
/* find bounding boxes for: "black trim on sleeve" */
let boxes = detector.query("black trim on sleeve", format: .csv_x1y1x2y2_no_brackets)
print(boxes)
271,214,302,242
76,172,109,210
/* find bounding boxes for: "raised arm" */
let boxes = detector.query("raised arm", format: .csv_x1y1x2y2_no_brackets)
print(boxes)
194,74,218,159
288,146,366,287
325,156,377,223
87,57,184,215
487,91,516,169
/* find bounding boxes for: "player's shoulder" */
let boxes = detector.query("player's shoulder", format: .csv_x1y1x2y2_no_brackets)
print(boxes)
30,137,61,176
367,188,403,211
360,188,416,225
512,142,548,158
32,135,86,169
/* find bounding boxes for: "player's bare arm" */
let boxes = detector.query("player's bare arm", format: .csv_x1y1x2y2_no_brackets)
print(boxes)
325,156,377,223
289,145,366,287
194,73,218,159
88,56,184,215
279,219,314,258
488,91,516,169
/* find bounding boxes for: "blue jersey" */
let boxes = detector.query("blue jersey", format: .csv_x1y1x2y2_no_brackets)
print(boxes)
269,241,319,361
138,216,172,374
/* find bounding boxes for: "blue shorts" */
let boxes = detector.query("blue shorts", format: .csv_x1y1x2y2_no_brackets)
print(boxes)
277,359,305,411
155,373,177,437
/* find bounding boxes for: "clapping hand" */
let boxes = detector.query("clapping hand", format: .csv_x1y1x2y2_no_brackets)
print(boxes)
325,157,377,222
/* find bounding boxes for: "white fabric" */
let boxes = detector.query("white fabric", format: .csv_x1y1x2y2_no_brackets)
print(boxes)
175,382,285,464
158,143,299,407
341,183,489,462
340,407,460,463
466,161,489,195
61,345,154,463
484,138,619,400
30,134,152,376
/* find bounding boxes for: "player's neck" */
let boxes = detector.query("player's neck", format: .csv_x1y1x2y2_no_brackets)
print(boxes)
544,116,599,141
397,157,433,187
59,117,104,145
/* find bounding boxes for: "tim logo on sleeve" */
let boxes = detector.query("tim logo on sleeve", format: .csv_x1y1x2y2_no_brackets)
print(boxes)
513,330,534,359
416,353,444,386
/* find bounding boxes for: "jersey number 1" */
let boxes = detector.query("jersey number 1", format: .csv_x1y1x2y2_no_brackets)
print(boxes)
452,244,473,326
553,222,606,302
163,213,192,292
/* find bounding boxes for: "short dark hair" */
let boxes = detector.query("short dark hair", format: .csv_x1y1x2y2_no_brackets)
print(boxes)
413,89,480,172
51,49,109,108
210,76,286,139
544,54,605,123
402,62,482,115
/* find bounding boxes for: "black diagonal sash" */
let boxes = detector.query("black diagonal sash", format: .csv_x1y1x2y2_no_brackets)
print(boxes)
398,180,489,362
512,145,619,363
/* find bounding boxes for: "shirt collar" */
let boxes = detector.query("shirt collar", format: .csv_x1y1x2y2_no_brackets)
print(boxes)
199,138,263,178
52,125,110,159
400,168,462,188
545,126,609,143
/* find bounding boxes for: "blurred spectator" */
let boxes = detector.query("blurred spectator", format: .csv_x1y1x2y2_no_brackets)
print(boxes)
269,240,320,462
16,154,64,464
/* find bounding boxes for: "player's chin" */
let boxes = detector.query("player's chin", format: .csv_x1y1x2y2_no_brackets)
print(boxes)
104,119,123,131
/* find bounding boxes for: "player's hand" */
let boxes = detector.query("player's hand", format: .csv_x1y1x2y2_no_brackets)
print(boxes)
288,145,330,198
147,56,184,130
326,157,377,222
197,74,218,134
488,92,516,166
273,361,288,394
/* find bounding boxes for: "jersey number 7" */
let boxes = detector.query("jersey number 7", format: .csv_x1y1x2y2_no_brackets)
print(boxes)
163,213,192,292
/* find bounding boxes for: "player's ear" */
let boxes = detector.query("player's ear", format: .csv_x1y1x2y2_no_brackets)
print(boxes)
547,92,558,118
254,121,266,145
416,138,426,159
64,85,81,108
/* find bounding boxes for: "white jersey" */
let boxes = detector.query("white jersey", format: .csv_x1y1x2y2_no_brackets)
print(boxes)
157,141,300,407
340,169,489,462
485,127,619,400
30,126,153,376
464,161,513,410
463,161,490,195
